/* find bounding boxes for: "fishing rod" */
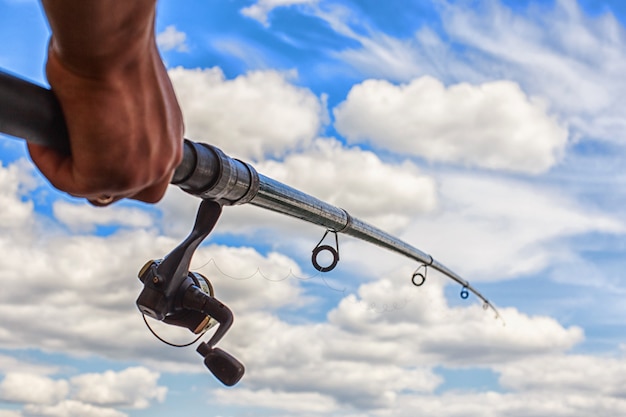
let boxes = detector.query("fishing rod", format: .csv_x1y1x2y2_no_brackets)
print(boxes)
0,68,501,386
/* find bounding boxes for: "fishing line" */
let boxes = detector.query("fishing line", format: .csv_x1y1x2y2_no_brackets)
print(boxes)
193,257,347,292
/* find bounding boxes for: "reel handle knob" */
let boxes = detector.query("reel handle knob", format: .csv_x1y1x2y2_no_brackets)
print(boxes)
197,343,245,386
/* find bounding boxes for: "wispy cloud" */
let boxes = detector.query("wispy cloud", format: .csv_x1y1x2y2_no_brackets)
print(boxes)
438,0,626,143
241,0,319,26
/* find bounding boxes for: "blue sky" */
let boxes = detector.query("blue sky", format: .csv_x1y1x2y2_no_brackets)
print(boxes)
2,0,626,416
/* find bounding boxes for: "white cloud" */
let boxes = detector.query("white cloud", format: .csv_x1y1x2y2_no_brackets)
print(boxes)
0,354,59,376
0,159,36,229
211,38,269,69
305,3,458,83
169,66,327,160
337,31,430,82
156,25,189,52
370,389,626,417
303,0,626,146
327,277,582,366
0,220,307,366
0,373,68,405
0,366,166,417
52,201,154,233
497,354,626,396
23,400,127,417
334,77,568,173
0,152,622,415
213,388,338,414
191,244,309,313
0,161,310,367
438,0,626,142
220,314,444,409
156,138,438,275
211,275,582,411
70,367,166,409
241,0,318,26
394,353,626,417
256,138,437,232
403,172,624,281
9,0,626,415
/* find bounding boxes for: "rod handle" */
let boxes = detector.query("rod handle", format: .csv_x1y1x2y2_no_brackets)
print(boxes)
0,69,259,205
0,69,70,154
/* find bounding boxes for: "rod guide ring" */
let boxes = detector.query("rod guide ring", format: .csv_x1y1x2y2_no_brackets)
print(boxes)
311,245,339,272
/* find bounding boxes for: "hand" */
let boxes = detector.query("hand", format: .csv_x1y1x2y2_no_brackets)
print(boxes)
27,38,184,205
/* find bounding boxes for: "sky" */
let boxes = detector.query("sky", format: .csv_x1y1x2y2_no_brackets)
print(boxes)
2,0,626,415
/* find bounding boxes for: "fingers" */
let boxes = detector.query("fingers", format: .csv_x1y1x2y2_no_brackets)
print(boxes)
87,173,172,206
29,141,176,206
27,142,74,193
128,175,173,204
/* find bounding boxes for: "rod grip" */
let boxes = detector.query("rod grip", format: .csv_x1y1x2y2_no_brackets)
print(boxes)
0,69,70,154
0,68,259,205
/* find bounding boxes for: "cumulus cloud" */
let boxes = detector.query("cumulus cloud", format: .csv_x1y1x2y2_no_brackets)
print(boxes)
334,77,568,173
52,201,154,233
0,373,68,405
327,278,582,366
169,66,327,160
191,244,309,313
23,400,127,417
156,25,189,52
257,138,437,232
213,388,338,414
211,275,582,411
497,354,626,396
0,226,175,356
0,221,306,365
368,389,626,417
0,366,165,417
0,161,311,367
378,353,626,417
0,151,621,415
70,367,166,409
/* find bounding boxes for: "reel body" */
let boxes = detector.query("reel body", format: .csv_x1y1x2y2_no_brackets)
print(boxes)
135,200,244,386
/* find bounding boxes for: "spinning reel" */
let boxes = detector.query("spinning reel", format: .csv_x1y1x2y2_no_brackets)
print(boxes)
135,200,244,386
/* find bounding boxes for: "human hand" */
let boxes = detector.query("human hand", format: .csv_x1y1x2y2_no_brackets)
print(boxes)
27,36,184,205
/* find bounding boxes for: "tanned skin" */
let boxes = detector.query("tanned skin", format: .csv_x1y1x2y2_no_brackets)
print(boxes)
29,1,184,205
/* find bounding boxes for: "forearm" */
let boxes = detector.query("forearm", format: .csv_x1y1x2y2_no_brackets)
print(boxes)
41,0,158,77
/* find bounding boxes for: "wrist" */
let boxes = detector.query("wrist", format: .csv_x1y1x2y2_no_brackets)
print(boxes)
48,32,159,81
42,0,158,79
